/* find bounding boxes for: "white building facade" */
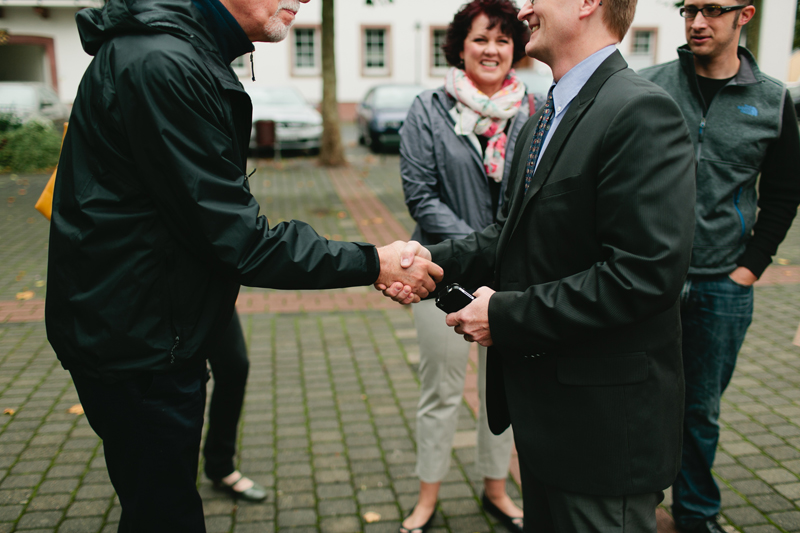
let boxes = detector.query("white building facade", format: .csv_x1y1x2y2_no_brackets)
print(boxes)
0,0,797,110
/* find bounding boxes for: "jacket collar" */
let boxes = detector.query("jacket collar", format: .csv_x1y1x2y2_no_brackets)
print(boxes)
191,0,253,65
677,45,761,87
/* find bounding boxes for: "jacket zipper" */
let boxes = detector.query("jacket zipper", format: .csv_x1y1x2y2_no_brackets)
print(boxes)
169,335,180,364
697,116,706,161
733,186,746,239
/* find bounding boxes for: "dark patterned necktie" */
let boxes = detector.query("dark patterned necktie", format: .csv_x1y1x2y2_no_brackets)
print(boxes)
524,86,555,193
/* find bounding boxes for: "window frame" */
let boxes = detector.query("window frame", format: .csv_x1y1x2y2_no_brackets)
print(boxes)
290,25,321,77
628,27,658,62
429,26,449,78
361,25,392,78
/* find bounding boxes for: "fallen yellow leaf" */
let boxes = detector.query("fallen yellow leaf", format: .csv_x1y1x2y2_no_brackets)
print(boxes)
16,291,34,300
777,258,790,265
4,408,15,416
35,280,45,287
67,404,84,415
363,512,381,523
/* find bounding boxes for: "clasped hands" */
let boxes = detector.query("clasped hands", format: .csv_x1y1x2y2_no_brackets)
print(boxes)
374,241,495,347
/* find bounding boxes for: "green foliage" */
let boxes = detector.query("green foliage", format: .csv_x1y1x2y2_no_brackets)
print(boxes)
0,113,21,134
0,119,62,173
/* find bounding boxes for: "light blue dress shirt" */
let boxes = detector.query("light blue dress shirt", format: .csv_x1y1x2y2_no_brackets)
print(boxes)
533,45,617,174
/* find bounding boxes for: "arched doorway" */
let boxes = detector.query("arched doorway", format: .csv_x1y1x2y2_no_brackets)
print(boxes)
0,33,58,93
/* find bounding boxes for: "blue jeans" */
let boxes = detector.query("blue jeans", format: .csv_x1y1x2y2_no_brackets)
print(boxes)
672,274,754,529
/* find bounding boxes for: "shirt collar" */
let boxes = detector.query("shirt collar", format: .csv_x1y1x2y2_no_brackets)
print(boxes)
551,45,617,118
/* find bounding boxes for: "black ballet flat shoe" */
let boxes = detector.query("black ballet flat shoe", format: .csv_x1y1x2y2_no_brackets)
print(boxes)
212,472,268,502
398,505,436,533
481,492,524,533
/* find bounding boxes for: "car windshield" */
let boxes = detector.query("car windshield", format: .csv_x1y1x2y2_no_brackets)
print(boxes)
0,86,37,109
249,89,307,107
373,87,423,109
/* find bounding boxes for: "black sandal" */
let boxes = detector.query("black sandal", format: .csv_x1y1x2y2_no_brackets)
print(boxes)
481,492,524,533
398,505,436,533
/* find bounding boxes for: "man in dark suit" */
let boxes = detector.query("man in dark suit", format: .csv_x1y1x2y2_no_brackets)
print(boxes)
386,0,696,530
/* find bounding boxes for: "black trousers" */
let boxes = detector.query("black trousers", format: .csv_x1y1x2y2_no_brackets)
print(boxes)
518,452,663,533
203,311,250,481
70,357,207,532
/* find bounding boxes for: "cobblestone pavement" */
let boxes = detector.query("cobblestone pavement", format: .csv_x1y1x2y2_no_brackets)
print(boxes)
2,131,800,532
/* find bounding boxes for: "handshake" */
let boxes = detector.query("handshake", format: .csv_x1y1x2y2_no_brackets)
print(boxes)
374,241,442,305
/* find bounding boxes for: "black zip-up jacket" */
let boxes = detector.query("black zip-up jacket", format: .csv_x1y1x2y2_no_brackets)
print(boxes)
46,0,380,381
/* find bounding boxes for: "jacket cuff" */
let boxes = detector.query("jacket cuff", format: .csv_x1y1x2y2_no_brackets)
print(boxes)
364,244,381,284
736,246,772,279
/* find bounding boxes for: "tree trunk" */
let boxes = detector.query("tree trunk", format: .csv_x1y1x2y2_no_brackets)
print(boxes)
745,0,762,61
319,0,346,167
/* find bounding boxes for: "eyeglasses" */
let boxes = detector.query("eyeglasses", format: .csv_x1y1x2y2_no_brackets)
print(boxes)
679,4,746,19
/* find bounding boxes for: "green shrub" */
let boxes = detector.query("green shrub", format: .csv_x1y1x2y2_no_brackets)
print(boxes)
0,113,21,134
0,119,61,173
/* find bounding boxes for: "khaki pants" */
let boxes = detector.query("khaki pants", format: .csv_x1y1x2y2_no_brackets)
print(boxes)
413,299,514,483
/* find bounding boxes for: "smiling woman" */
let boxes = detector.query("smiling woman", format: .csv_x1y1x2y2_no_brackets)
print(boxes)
398,2,532,533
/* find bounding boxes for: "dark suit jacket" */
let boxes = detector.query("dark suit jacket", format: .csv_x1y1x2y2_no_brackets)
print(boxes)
428,51,696,496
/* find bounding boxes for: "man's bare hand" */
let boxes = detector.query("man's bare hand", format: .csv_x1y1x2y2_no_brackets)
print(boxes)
729,266,757,287
374,241,443,305
446,286,495,346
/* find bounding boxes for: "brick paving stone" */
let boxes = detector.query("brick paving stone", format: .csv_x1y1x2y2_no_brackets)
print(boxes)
319,516,361,533
750,494,796,513
744,526,783,533
357,488,395,505
757,468,799,484
717,465,757,480
448,514,492,533
205,515,233,533
317,483,354,500
27,494,72,511
318,498,357,517
235,503,276,522
723,506,769,527
277,508,317,527
360,503,400,521
276,477,314,493
775,483,800,500
58,517,105,533
234,523,275,533
16,510,63,529
769,511,800,531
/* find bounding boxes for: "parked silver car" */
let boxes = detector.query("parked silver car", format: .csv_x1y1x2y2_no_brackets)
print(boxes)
245,86,322,152
0,82,69,132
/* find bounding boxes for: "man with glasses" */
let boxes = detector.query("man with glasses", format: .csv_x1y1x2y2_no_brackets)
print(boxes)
641,2,800,532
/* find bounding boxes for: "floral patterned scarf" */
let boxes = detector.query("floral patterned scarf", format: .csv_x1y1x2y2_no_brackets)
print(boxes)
444,67,526,182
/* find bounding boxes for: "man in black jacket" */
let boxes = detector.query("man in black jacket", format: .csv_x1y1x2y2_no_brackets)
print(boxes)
46,0,440,529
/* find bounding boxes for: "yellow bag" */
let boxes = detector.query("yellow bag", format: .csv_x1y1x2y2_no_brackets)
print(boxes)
34,122,68,221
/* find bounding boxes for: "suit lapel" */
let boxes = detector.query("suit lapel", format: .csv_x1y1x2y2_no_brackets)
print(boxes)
505,51,629,242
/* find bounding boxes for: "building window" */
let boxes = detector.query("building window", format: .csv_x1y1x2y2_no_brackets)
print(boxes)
362,26,391,77
627,28,657,71
292,26,320,76
429,27,449,77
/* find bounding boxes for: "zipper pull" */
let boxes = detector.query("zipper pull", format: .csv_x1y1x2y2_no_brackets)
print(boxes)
169,336,180,364
699,117,706,143
250,52,255,82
